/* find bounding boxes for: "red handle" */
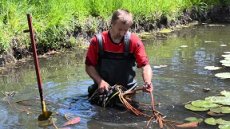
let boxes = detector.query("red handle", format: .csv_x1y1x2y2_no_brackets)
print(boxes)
27,14,44,111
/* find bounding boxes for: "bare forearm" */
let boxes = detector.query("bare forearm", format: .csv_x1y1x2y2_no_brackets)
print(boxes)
85,65,102,84
142,64,152,84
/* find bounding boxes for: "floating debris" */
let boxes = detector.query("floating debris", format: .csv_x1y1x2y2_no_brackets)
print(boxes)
203,88,211,92
62,117,80,127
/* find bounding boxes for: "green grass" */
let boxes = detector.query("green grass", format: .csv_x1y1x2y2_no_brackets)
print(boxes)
0,0,225,53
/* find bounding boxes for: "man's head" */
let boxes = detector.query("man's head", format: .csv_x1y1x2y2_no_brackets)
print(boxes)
110,9,133,41
111,9,133,25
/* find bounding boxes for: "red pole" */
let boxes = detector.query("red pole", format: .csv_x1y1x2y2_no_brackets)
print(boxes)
26,14,44,111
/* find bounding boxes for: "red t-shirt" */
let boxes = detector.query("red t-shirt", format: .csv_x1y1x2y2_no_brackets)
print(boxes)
85,31,149,68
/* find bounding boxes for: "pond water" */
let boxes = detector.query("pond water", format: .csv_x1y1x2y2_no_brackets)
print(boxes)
0,24,230,129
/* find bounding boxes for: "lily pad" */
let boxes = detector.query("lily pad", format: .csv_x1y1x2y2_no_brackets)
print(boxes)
210,106,230,114
220,60,230,64
219,124,230,129
216,118,230,125
210,107,222,113
191,100,219,108
215,72,230,79
204,66,221,70
185,104,209,111
224,52,230,54
185,117,203,123
205,118,230,126
220,107,230,113
221,91,230,97
204,117,217,125
222,63,230,67
205,96,230,106
222,55,230,58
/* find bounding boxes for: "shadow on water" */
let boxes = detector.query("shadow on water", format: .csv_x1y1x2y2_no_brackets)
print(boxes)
0,24,230,129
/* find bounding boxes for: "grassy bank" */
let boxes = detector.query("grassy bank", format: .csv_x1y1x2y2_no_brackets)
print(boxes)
0,0,229,55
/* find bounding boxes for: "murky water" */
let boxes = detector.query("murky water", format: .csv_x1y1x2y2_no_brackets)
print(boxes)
0,24,230,129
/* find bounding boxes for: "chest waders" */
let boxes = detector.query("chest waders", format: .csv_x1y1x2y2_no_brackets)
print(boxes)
88,32,138,97
95,32,137,90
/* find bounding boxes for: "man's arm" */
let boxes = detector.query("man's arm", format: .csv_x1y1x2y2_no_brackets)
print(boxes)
141,64,153,92
85,65,109,92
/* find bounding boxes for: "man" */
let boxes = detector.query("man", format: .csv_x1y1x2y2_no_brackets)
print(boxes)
85,9,153,98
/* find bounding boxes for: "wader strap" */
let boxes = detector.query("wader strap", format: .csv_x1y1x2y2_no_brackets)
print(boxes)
96,32,131,56
124,32,131,56
96,34,103,56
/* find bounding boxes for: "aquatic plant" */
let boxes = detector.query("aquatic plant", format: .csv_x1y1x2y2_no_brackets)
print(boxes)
89,85,199,129
184,90,230,129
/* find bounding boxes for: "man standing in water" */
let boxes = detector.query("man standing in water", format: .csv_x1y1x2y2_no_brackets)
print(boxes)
85,9,153,99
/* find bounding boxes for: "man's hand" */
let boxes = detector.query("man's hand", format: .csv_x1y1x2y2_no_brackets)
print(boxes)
98,80,110,93
143,82,153,93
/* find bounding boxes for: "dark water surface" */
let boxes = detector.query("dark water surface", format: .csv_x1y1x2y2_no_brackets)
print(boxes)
0,24,230,129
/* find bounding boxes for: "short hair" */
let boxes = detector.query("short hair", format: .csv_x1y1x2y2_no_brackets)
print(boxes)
111,9,133,25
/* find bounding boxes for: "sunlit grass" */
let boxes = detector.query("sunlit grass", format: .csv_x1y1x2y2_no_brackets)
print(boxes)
0,0,225,52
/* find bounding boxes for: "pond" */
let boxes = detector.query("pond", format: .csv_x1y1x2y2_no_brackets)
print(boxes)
0,24,230,129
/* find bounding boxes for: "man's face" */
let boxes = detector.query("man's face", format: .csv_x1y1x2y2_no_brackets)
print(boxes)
111,19,132,39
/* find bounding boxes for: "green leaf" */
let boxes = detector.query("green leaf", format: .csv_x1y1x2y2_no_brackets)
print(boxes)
210,107,222,113
216,118,230,125
220,91,230,97
204,118,217,125
205,96,230,106
185,117,203,123
218,124,230,129
185,104,209,111
221,107,230,114
191,100,219,108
